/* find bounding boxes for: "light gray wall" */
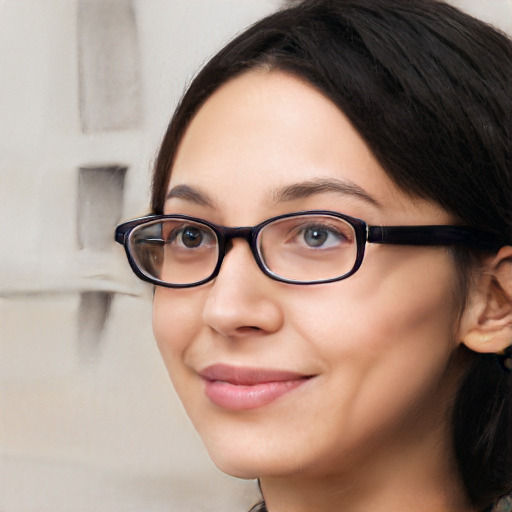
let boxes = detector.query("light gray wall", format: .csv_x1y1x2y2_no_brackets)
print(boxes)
1,2,279,510
1,1,511,511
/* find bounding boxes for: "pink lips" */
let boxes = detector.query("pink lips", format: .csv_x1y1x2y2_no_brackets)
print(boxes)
200,364,311,410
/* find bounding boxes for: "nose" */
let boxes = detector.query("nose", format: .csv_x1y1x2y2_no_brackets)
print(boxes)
202,239,284,338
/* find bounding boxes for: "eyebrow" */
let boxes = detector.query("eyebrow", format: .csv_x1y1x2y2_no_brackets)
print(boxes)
270,178,382,208
166,184,215,208
165,177,381,210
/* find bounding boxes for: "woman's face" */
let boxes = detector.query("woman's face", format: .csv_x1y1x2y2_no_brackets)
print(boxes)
153,69,464,479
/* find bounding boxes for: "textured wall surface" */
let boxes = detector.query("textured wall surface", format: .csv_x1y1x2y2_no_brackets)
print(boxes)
1,1,511,511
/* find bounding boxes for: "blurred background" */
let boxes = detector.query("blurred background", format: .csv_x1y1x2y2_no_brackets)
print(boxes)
0,1,510,511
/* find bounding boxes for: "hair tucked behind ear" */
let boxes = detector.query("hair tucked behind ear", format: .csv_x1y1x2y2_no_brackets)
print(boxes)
454,351,512,508
151,1,512,508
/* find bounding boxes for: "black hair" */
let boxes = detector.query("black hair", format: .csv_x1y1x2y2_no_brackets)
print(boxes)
151,0,512,509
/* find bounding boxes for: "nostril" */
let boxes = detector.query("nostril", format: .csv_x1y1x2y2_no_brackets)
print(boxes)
236,326,263,334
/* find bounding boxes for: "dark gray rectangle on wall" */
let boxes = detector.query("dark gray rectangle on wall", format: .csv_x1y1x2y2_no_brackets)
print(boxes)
77,164,127,250
77,0,142,132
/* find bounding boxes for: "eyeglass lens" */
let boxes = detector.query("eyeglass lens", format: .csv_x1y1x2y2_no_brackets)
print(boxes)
128,214,358,285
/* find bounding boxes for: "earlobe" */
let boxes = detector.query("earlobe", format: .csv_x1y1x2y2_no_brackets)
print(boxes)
460,246,512,355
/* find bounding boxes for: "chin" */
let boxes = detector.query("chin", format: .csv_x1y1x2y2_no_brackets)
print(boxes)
203,449,260,479
214,461,260,480
202,435,307,480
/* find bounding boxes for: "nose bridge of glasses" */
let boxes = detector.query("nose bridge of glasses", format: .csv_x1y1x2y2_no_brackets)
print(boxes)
220,225,256,245
217,226,260,269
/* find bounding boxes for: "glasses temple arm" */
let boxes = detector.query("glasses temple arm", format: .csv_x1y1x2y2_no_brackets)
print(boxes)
367,225,503,249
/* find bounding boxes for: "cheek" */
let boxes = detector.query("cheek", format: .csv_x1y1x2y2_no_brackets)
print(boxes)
152,288,203,378
298,247,460,351
288,248,461,420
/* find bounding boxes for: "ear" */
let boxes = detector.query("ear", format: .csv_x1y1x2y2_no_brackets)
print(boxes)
460,246,512,354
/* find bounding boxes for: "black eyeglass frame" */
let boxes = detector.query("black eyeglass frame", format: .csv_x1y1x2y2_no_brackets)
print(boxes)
115,211,503,288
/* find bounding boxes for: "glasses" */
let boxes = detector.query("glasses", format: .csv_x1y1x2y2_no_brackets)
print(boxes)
115,211,501,288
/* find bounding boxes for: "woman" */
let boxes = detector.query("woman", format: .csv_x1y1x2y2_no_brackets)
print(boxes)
116,0,512,510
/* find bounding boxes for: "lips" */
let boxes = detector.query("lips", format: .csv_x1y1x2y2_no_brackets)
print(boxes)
200,364,311,410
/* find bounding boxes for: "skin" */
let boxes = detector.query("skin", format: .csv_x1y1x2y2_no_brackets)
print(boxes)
153,69,476,512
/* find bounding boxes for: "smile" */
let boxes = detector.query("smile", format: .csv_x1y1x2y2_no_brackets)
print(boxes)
200,364,313,410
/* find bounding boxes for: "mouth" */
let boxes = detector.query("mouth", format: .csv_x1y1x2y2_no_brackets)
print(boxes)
199,364,313,410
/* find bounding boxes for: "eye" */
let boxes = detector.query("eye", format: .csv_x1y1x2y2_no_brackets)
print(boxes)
302,226,332,247
167,224,216,249
285,221,350,250
180,226,204,248
299,224,345,248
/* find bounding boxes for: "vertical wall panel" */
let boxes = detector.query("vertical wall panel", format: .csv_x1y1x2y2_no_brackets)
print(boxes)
77,0,142,132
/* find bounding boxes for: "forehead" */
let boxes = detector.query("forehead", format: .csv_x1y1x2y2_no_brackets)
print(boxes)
167,69,449,224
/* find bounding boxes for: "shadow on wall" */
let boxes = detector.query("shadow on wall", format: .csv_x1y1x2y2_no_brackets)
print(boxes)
78,290,113,361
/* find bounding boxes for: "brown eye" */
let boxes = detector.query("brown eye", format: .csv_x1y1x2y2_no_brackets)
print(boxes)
167,223,216,250
180,226,203,248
